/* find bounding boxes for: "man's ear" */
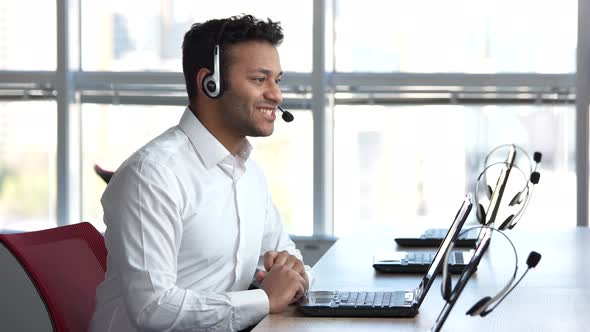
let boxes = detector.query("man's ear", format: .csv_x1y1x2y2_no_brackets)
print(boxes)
195,67,211,98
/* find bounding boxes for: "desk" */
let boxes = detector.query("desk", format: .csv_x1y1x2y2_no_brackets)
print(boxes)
253,226,590,331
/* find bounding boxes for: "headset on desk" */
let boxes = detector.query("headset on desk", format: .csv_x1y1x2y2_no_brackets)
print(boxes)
429,145,543,331
429,225,542,332
474,144,542,230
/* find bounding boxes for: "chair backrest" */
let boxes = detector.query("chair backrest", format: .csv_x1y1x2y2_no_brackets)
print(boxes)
0,222,107,332
94,164,114,184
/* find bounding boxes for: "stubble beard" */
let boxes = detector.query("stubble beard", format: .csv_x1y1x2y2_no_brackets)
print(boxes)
221,94,274,138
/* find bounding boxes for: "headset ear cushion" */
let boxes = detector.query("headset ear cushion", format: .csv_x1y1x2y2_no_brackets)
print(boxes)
486,185,493,199
509,191,522,206
466,296,492,316
477,203,486,225
205,80,216,94
202,73,218,97
499,214,514,230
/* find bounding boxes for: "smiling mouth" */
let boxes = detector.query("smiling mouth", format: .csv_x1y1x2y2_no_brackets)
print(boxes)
255,107,275,115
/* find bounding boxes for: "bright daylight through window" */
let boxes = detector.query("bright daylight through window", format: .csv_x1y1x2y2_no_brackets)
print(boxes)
0,0,583,236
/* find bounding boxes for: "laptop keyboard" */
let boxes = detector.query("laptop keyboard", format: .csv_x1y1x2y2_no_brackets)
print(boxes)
422,228,448,239
406,252,435,264
422,228,475,240
333,291,408,307
403,251,465,265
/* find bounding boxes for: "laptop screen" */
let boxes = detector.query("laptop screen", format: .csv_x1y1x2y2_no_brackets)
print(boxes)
415,193,473,305
429,223,494,332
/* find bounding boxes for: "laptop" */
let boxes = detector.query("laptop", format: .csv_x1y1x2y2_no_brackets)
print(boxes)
372,247,474,275
430,225,495,332
297,193,473,318
394,227,479,248
394,146,517,248
373,199,476,274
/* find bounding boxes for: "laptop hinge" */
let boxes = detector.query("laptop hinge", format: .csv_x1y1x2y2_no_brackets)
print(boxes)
413,285,422,304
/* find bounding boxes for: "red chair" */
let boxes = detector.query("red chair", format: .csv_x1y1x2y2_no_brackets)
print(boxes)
0,222,107,332
94,164,114,184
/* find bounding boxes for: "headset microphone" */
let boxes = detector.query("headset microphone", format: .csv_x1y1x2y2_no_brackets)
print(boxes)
530,171,540,185
526,251,541,267
277,105,294,122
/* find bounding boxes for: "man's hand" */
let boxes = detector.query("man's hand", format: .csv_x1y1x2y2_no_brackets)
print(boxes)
262,251,308,290
261,264,306,313
263,251,304,273
258,250,309,305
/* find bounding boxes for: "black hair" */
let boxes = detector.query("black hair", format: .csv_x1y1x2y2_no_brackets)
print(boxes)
182,14,284,102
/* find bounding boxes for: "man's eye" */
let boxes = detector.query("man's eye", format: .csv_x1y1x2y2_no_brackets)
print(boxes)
275,78,282,84
253,77,265,83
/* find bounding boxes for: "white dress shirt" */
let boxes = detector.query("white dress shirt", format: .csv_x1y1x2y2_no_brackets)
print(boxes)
90,107,313,332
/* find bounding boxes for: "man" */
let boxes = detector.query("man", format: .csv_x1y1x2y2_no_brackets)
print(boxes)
90,14,313,332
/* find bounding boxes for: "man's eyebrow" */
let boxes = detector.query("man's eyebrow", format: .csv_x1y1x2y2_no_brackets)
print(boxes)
250,68,283,77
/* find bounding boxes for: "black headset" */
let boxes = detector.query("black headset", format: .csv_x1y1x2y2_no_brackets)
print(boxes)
474,145,542,230
199,20,295,123
500,151,541,230
441,225,542,317
202,20,230,99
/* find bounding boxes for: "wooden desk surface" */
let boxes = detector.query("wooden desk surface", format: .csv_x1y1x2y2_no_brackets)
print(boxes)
254,226,590,331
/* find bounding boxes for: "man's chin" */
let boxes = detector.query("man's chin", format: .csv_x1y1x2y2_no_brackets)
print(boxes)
249,127,274,137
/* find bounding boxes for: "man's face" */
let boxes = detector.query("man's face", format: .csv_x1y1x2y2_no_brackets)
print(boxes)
218,40,283,138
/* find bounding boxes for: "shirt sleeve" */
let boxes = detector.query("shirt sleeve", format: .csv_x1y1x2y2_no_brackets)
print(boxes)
258,189,315,290
102,159,268,332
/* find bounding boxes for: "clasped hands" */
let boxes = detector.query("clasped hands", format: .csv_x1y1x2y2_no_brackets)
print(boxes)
255,250,309,313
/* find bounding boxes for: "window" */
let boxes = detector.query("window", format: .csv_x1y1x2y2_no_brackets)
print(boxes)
0,1,585,234
0,0,56,70
81,0,313,72
81,104,314,235
81,104,183,232
334,0,577,73
333,104,574,236
250,109,314,235
0,101,57,231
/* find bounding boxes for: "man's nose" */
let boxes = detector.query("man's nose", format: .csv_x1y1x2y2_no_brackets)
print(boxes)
264,81,283,105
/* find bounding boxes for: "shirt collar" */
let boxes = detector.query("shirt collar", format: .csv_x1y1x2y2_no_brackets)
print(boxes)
178,106,252,170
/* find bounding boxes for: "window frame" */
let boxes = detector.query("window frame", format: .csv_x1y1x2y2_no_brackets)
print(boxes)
0,0,588,233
